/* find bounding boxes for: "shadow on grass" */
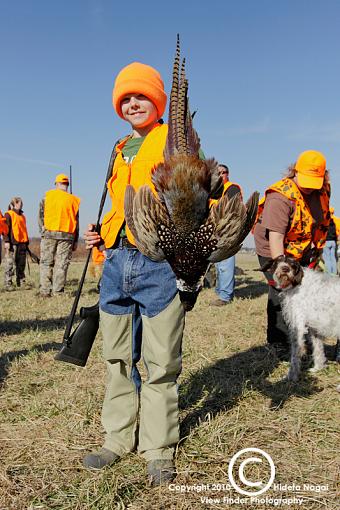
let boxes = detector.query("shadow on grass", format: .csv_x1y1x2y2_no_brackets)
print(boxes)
179,344,323,438
235,278,268,299
0,341,60,385
204,268,268,300
0,317,67,336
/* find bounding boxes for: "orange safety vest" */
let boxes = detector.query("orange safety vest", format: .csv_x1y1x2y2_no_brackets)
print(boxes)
256,178,330,259
210,180,242,207
92,246,105,265
7,210,29,243
44,189,80,234
101,123,168,248
331,213,340,237
0,211,8,236
223,181,243,199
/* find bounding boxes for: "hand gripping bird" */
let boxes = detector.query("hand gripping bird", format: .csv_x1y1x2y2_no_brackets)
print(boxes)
124,36,259,311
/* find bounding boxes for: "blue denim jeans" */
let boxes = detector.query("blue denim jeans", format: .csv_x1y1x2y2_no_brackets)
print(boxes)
215,255,235,302
100,242,179,390
100,243,178,317
323,240,338,274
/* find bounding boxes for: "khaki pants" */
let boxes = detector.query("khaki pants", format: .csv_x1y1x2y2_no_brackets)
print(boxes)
40,238,73,294
100,294,185,461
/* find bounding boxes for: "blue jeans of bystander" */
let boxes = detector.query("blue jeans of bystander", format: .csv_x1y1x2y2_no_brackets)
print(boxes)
323,240,337,274
215,255,235,302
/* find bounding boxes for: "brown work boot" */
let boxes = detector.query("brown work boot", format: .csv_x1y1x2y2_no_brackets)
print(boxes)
37,291,52,297
147,459,176,486
83,448,120,470
210,298,232,306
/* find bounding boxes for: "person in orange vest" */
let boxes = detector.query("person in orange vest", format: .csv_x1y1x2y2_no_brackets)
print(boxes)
3,197,29,290
331,208,340,239
211,164,242,305
0,210,8,236
82,62,185,485
38,173,80,297
323,206,339,274
0,209,9,265
89,246,106,280
253,150,330,357
332,209,340,275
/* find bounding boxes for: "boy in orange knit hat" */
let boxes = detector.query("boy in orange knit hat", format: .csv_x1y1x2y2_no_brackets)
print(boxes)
83,62,185,486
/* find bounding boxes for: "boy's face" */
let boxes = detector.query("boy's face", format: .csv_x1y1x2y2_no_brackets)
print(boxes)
120,94,158,129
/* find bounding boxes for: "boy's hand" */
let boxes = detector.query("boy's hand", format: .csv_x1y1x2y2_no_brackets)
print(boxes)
84,224,103,249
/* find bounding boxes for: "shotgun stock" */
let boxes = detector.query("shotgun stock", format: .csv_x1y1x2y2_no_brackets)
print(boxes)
54,302,99,367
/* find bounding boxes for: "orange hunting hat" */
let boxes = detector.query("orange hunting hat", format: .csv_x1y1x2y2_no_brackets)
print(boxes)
55,173,69,184
295,150,326,189
112,62,167,119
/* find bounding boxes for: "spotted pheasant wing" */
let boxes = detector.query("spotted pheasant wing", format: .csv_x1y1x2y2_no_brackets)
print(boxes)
124,185,170,261
207,191,259,263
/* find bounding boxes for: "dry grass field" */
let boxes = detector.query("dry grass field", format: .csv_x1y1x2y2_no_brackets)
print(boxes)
0,252,339,510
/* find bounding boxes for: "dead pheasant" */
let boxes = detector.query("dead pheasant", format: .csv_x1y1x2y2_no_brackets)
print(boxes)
124,36,259,310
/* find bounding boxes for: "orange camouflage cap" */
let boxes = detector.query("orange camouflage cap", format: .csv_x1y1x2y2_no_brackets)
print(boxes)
55,173,69,184
295,150,326,190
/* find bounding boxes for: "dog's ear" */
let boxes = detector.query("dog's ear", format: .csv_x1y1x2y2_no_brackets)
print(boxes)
292,261,303,286
259,259,275,272
260,255,284,273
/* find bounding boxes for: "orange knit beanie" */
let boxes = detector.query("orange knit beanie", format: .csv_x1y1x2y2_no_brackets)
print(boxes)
112,62,167,119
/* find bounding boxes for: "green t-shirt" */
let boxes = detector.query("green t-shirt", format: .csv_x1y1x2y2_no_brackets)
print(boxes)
119,136,146,237
122,136,145,164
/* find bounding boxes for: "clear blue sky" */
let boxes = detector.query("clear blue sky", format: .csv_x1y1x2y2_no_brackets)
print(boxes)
2,0,340,242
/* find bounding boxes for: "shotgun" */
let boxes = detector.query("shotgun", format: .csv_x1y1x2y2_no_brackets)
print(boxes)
54,143,119,367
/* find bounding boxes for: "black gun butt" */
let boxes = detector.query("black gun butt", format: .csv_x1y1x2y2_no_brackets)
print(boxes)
54,347,88,367
54,311,99,367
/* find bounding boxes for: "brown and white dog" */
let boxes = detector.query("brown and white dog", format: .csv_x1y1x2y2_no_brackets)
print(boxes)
262,255,340,382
